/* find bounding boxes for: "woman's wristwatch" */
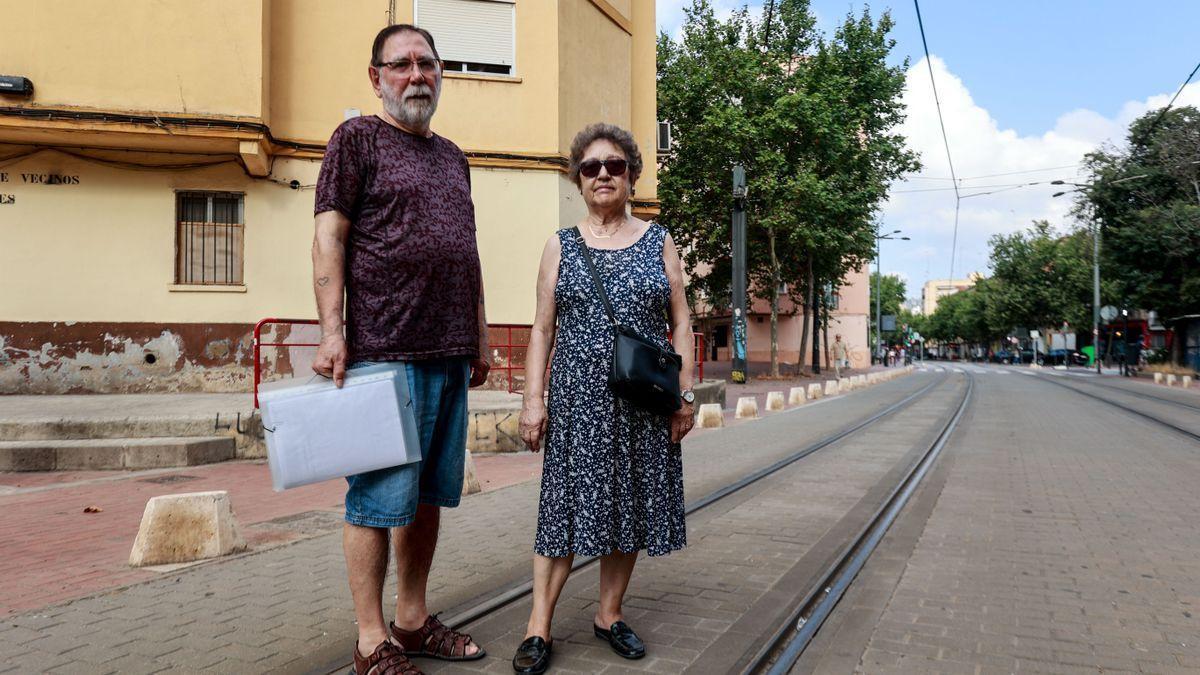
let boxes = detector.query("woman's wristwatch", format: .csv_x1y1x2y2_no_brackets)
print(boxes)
681,389,695,405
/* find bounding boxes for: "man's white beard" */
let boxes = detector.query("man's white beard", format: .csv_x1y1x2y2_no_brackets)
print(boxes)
383,83,439,129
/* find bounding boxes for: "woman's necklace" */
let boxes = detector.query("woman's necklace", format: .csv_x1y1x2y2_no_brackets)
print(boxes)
588,217,625,239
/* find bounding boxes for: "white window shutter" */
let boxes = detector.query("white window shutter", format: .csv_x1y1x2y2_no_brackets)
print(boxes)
417,0,515,68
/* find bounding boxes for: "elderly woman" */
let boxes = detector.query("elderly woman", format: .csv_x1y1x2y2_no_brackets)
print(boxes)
511,123,695,674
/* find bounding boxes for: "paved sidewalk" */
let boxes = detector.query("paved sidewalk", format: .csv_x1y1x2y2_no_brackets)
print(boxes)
0,454,541,618
0,373,932,673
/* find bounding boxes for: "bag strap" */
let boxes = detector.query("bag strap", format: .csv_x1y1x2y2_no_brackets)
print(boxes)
571,227,620,327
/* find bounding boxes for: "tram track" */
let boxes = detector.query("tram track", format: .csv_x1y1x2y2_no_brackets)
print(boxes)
1053,375,1200,413
743,372,975,675
1032,373,1200,444
319,372,955,674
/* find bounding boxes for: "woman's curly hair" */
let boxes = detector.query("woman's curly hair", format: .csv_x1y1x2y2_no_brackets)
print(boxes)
567,123,643,190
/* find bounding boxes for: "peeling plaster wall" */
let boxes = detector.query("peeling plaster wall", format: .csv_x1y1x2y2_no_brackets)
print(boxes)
0,322,282,394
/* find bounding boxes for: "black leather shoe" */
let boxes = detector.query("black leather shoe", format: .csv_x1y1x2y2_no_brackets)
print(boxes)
594,621,645,659
512,636,552,674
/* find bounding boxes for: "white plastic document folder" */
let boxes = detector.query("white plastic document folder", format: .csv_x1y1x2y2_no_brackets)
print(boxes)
259,364,421,491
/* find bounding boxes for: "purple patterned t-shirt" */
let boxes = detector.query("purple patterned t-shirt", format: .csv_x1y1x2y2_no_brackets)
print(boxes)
315,115,481,361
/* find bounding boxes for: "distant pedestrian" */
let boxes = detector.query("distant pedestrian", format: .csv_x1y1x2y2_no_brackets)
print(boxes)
311,24,489,675
513,123,695,674
833,334,849,378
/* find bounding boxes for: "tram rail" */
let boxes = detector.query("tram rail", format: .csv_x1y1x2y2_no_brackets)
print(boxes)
319,372,957,674
1033,373,1200,444
744,373,975,675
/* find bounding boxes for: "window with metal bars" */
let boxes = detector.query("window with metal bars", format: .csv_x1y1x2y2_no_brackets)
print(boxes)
175,191,244,285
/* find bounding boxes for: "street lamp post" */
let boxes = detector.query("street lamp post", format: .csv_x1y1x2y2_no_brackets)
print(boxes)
874,229,910,365
1052,173,1147,374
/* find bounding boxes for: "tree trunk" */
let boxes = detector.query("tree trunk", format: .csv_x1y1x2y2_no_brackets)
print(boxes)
769,228,780,377
812,278,822,375
822,301,831,371
799,257,812,375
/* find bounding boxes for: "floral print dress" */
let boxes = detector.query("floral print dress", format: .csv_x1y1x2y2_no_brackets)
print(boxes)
534,224,687,558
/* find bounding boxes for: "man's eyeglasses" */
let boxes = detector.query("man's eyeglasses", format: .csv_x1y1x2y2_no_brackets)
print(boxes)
376,58,441,76
579,158,628,179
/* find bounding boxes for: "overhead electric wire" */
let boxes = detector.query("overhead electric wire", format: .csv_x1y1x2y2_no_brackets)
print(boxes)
912,0,962,283
1145,59,1200,135
901,163,1082,182
892,178,1072,195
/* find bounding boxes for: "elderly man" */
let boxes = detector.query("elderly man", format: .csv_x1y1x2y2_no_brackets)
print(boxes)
312,24,489,675
832,334,849,378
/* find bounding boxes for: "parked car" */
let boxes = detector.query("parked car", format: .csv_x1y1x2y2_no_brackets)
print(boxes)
991,349,1014,364
1047,349,1089,366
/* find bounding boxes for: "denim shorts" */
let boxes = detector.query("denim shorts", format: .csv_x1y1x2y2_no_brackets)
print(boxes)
343,357,471,528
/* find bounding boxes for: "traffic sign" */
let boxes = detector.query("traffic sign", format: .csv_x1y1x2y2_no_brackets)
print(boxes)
1100,305,1118,321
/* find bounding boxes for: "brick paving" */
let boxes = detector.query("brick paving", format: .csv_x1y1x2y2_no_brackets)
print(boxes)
0,372,932,673
804,368,1200,674
435,376,965,674
0,454,541,619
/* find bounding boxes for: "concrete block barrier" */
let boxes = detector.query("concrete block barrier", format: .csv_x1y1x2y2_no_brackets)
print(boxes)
824,380,840,397
129,491,247,567
697,403,724,428
462,449,481,495
788,387,807,405
1184,376,1193,389
735,396,759,419
765,391,786,411
1166,374,1177,387
807,383,823,400
1154,372,1164,384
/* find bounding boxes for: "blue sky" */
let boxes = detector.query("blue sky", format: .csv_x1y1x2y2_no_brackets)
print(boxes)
657,1,1200,304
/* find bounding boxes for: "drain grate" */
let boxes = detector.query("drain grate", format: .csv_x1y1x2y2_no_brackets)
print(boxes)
138,474,201,485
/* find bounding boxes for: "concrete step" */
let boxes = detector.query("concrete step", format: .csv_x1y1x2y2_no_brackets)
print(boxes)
0,436,236,471
0,414,247,442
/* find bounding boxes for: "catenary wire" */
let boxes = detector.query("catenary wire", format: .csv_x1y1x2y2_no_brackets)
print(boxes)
1145,59,1200,136
912,0,961,284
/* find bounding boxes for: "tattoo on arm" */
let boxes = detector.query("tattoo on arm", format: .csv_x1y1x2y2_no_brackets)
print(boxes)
317,276,330,287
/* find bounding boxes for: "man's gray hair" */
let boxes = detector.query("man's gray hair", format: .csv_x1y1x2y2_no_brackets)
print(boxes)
567,123,643,189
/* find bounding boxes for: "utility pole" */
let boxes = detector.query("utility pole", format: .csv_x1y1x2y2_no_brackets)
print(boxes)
731,166,748,384
1052,174,1147,374
874,229,909,364
1093,214,1101,374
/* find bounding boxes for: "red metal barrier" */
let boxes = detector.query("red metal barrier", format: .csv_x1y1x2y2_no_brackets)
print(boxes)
489,324,530,394
253,317,319,408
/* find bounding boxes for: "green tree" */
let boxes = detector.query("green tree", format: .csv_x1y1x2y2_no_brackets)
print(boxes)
986,221,1093,333
1079,106,1200,364
657,0,917,375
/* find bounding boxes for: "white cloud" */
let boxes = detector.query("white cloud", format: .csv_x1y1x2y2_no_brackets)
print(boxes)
883,56,1200,297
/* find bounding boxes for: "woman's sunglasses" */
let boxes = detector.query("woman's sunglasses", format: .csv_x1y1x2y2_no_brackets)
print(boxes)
579,158,628,179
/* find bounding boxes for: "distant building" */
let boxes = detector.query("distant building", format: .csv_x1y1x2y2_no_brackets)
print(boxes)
921,274,980,316
691,266,872,370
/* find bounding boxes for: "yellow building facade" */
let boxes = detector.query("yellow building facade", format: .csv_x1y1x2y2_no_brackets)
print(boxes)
0,0,658,393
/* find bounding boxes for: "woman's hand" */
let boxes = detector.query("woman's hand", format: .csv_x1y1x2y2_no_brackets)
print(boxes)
670,403,695,444
519,399,550,452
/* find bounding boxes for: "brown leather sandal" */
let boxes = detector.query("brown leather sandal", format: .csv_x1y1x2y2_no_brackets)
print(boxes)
390,614,486,662
353,639,424,675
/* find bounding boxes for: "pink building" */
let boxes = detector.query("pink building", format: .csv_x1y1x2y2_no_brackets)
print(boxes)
692,265,872,370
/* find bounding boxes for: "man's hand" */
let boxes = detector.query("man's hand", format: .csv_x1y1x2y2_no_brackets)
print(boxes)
469,357,490,388
519,399,549,452
670,403,695,443
313,334,348,388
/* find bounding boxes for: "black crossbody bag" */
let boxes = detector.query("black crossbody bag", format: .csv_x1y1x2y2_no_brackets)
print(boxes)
572,227,683,416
